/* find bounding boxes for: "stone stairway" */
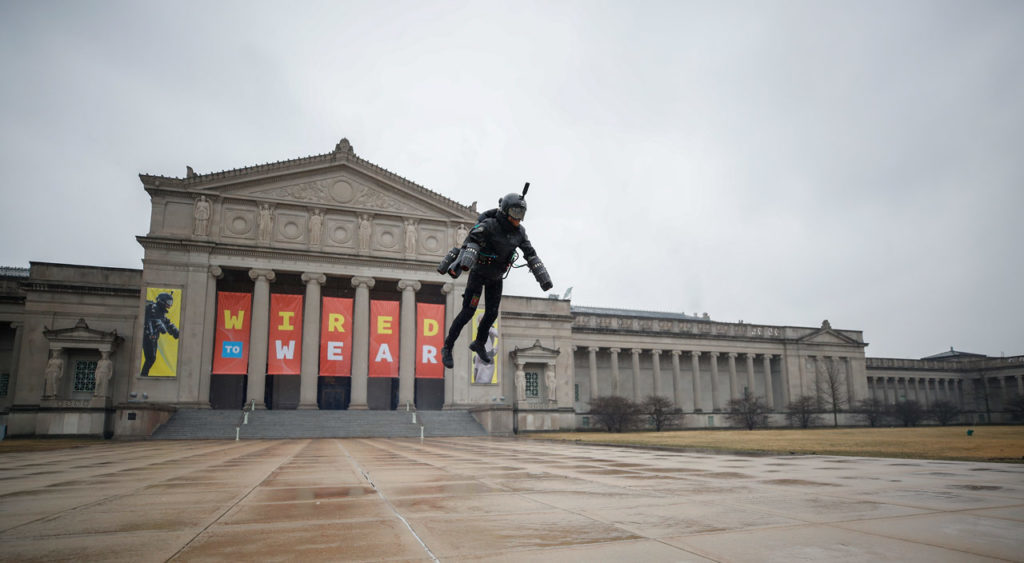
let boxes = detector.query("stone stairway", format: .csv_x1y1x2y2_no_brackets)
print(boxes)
150,408,487,439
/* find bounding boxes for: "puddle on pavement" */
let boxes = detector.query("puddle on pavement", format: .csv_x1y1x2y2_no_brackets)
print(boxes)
949,484,1002,491
700,472,751,479
251,485,377,503
761,479,841,487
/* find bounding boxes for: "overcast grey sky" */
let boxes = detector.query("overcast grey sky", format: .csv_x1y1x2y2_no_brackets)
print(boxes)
1,0,1021,359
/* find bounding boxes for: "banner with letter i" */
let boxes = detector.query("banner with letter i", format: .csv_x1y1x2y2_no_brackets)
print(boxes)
268,294,303,375
213,292,252,374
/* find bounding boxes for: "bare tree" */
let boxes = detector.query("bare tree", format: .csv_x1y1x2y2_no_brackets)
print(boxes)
928,399,961,426
785,395,821,428
1007,394,1024,422
892,400,925,427
855,397,888,427
725,390,770,430
640,395,683,431
589,396,642,433
815,357,848,427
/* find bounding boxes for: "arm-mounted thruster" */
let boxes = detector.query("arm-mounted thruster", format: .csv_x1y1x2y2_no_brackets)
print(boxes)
458,244,480,271
527,255,553,291
437,247,461,276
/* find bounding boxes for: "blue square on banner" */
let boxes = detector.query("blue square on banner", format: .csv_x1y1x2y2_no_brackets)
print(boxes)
222,341,243,358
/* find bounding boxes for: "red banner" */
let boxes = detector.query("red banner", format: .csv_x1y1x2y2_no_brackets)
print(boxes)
320,297,353,376
212,292,252,375
416,303,445,379
268,294,303,375
370,300,400,378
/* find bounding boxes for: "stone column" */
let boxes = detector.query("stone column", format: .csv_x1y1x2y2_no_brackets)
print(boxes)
762,354,774,409
1017,374,1023,396
588,347,599,401
745,353,756,396
844,356,856,404
709,352,720,411
998,376,1008,410
569,346,577,403
671,350,684,409
247,269,275,409
441,283,455,408
631,348,642,401
922,377,931,407
609,348,621,396
397,280,421,409
727,352,739,400
651,350,662,398
690,351,702,412
812,356,821,400
298,272,326,409
9,321,23,401
349,276,375,410
197,266,223,408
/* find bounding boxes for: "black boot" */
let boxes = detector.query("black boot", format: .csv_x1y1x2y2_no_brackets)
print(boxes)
469,340,492,364
441,346,454,369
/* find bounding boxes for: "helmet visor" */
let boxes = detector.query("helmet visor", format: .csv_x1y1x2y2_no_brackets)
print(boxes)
507,205,526,220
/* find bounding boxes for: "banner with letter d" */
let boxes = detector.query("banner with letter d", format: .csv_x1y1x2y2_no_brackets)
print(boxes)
416,303,444,379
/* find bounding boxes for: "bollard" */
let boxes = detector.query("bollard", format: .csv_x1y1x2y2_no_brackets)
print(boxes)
235,427,240,441
244,412,249,425
420,425,424,444
412,412,417,424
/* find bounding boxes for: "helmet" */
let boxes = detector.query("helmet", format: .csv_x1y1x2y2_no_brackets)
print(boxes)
499,192,527,221
156,293,174,309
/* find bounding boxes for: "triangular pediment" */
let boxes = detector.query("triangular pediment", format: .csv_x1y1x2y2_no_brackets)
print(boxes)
141,139,476,222
797,327,863,347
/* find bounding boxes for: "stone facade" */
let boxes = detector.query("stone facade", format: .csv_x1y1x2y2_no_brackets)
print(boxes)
0,141,1020,437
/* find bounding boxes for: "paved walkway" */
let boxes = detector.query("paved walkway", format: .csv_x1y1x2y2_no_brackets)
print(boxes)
1,438,1022,562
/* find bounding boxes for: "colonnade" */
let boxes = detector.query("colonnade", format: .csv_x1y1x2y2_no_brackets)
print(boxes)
222,268,451,410
868,374,1024,410
583,347,784,412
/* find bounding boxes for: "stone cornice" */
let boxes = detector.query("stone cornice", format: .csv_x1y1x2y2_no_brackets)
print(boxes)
136,236,441,273
21,280,140,298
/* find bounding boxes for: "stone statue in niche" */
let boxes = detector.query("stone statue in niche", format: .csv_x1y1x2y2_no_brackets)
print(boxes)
192,195,211,236
94,352,113,398
308,209,323,246
456,223,469,247
257,204,274,242
43,350,63,398
545,365,557,402
358,214,372,252
404,219,417,255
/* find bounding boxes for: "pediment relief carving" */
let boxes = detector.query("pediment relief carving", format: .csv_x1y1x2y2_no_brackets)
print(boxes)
798,328,862,346
245,176,431,216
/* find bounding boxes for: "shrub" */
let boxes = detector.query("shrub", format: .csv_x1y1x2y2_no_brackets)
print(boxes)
855,397,889,427
785,395,821,428
640,395,683,431
928,399,961,426
725,390,770,430
892,400,925,427
588,396,642,433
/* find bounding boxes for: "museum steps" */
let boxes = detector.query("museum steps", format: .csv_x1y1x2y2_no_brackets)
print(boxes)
150,408,488,440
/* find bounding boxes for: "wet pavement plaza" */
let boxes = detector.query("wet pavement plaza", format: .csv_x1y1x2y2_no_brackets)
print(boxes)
1,437,1023,562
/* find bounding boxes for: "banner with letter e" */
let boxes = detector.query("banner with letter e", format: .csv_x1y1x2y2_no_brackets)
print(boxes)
319,297,353,376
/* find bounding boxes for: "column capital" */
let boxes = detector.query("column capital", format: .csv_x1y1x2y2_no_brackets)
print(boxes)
728,352,738,358
631,348,643,355
762,353,774,360
249,268,276,282
709,351,720,358
301,272,327,285
745,352,756,360
690,350,701,358
441,282,454,295
588,346,600,353
397,279,422,292
351,276,375,290
670,350,682,357
209,265,224,279
9,321,23,330
609,347,621,354
650,349,662,356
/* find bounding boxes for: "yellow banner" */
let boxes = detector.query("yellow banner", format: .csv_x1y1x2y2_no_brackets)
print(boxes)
470,309,499,385
140,287,181,377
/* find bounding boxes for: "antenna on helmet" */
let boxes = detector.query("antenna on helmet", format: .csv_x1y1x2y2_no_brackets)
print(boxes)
522,182,530,197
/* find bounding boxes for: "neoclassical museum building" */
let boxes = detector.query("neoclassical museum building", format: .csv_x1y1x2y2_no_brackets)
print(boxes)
1,140,1021,437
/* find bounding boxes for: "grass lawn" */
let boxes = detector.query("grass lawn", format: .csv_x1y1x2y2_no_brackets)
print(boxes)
526,425,1024,463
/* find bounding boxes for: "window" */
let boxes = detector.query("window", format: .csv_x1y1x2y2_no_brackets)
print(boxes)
581,416,590,428
0,373,8,397
73,361,97,392
525,371,539,398
574,383,580,402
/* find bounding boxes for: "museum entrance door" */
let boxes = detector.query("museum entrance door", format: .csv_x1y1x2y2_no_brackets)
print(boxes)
210,374,246,409
318,377,350,410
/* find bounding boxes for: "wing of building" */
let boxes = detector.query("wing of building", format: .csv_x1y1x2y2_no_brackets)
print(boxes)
1,141,1021,438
